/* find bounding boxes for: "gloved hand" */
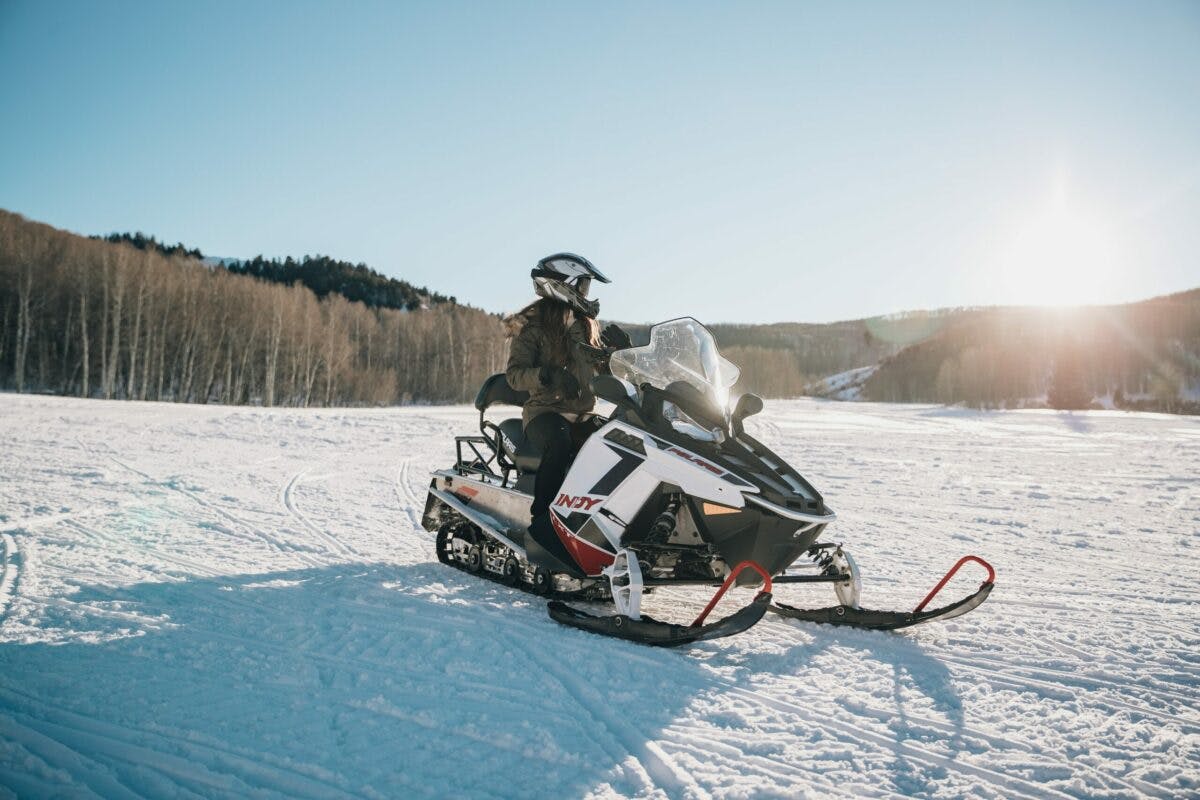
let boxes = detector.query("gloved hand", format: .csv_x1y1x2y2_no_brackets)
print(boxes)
601,323,633,351
539,365,582,400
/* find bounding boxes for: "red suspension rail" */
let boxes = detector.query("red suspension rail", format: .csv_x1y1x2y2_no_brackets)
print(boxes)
914,555,995,613
692,560,772,627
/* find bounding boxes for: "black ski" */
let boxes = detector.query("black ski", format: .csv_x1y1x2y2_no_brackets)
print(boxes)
547,591,772,647
770,581,993,631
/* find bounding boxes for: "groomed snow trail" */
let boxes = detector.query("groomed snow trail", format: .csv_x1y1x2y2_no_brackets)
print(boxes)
0,394,1196,799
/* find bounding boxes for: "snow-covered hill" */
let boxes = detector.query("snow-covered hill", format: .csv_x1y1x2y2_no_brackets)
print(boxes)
805,365,877,401
0,394,1196,798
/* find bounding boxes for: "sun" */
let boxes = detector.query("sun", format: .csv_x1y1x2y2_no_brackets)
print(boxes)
999,180,1119,307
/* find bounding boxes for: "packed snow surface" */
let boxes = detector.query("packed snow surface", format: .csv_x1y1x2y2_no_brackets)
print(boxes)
1,394,1197,799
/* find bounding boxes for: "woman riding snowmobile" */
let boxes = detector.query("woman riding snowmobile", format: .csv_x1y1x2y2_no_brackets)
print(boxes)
505,253,631,573
425,301,996,645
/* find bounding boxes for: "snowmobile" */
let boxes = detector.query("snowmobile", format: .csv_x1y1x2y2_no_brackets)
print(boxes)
421,317,994,646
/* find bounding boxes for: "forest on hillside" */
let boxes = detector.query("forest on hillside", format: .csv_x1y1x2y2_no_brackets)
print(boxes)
614,315,961,397
93,232,204,260
0,212,927,407
0,211,506,405
713,312,972,397
226,255,454,312
97,231,454,312
861,296,1200,413
3,211,1198,412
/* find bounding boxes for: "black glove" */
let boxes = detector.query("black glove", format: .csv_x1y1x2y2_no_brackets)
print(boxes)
539,365,581,400
601,323,633,351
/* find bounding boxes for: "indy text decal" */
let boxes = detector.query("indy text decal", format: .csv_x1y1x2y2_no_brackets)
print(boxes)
555,493,604,511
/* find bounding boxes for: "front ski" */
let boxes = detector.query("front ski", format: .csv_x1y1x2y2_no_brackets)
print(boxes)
547,560,774,647
771,555,994,631
548,592,771,646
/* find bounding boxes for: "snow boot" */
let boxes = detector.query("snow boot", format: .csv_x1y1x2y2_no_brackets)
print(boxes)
525,512,585,578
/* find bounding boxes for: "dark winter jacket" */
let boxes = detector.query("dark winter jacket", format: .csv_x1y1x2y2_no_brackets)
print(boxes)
506,313,599,427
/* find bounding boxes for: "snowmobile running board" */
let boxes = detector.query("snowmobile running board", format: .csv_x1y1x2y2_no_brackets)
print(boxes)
772,572,854,584
549,561,774,647
771,555,995,631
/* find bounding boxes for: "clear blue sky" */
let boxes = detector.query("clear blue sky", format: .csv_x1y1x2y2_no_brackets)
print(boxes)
1,1,1197,323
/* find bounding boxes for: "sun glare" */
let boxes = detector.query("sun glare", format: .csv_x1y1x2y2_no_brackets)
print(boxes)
999,178,1119,307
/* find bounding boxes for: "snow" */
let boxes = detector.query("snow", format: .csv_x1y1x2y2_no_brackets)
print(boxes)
805,365,877,401
1,393,1197,799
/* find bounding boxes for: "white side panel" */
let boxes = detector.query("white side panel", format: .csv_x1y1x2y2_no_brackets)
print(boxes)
541,421,754,551
641,445,746,507
600,470,660,536
556,434,623,502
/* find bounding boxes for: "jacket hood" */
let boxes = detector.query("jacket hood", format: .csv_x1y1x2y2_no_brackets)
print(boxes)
503,308,536,338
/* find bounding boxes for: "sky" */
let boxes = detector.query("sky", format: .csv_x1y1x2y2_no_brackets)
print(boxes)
1,1,1197,324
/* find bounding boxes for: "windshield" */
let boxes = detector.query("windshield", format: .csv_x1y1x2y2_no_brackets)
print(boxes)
609,318,741,413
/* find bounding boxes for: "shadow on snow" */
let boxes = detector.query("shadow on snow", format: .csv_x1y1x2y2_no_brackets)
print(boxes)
727,620,969,796
0,561,965,798
0,563,714,798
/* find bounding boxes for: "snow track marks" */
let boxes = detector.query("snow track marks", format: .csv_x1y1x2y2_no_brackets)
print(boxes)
0,533,18,619
281,470,358,559
1,396,1196,798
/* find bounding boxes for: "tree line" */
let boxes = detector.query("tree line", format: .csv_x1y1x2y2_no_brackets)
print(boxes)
860,296,1200,412
225,254,454,312
0,211,925,408
3,210,1197,412
97,231,455,313
92,232,204,260
0,211,506,405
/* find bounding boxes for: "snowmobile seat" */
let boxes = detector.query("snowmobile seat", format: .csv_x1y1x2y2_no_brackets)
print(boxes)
474,374,540,474
497,418,542,473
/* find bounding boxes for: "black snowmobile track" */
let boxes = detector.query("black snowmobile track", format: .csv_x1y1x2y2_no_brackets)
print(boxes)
770,581,993,631
435,520,609,603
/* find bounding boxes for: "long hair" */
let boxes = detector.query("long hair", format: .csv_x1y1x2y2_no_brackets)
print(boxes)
508,297,600,367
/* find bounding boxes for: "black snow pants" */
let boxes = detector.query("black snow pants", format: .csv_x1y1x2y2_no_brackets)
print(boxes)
525,411,595,518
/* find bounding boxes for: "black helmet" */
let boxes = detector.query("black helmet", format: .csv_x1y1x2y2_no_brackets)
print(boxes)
531,253,610,317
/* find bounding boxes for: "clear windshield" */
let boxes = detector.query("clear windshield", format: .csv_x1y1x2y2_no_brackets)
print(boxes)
609,318,741,413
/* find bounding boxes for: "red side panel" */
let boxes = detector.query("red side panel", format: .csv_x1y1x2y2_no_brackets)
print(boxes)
550,511,616,576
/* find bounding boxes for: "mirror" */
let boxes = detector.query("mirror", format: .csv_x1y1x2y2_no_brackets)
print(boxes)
732,392,764,435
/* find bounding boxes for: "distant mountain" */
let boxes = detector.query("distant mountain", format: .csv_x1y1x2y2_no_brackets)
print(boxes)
856,291,1200,413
